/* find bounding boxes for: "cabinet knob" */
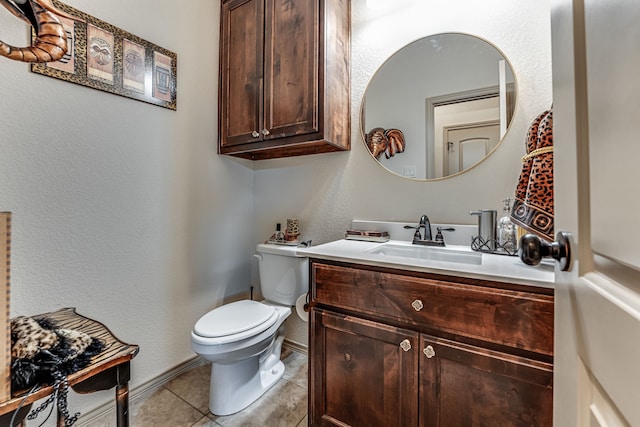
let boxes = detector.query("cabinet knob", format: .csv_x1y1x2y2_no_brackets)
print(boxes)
262,129,270,136
411,299,424,312
423,345,436,359
400,339,412,352
251,131,260,138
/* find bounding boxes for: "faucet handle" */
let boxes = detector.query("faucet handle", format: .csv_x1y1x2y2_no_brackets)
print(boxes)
435,227,455,243
404,224,422,241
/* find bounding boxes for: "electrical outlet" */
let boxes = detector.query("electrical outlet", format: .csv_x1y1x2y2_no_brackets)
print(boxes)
403,165,417,178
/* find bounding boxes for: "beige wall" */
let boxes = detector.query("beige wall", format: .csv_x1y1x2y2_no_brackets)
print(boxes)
255,0,553,347
0,0,256,416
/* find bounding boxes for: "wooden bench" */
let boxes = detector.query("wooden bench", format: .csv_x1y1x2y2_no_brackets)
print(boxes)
0,307,139,426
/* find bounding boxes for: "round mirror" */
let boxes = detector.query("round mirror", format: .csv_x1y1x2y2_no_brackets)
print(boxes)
361,33,517,180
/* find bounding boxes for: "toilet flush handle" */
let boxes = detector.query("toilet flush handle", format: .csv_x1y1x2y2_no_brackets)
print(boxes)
253,253,263,262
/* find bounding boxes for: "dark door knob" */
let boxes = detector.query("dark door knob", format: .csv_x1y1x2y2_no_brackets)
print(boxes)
519,231,572,271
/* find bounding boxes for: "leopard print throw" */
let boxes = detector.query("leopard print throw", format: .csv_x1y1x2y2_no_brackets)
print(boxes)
10,315,105,391
11,316,60,359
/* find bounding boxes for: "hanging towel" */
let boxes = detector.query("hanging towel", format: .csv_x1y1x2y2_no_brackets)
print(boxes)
510,109,554,241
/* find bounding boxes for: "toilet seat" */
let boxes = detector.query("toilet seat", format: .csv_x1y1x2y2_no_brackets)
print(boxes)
193,300,279,344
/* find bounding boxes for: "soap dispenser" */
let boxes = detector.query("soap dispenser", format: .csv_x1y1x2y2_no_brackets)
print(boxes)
470,209,497,252
497,198,517,254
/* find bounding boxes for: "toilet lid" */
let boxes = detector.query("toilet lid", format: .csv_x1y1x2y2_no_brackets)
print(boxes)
194,300,278,338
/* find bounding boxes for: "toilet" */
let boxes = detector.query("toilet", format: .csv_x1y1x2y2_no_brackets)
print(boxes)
191,243,309,416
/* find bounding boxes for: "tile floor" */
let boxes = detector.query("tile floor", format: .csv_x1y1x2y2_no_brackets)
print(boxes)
85,348,308,427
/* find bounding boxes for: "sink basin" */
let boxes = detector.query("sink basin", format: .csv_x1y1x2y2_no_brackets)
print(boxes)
366,243,483,265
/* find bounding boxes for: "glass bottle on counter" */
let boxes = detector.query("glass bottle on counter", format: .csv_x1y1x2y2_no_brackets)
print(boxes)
498,198,517,254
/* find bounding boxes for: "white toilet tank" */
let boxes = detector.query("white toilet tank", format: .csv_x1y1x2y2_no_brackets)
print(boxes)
255,243,309,305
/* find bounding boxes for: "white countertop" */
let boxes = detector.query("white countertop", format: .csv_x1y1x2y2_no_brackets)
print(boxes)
297,239,555,289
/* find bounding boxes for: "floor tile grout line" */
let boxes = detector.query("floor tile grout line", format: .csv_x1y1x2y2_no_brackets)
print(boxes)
188,414,224,427
162,384,210,419
295,413,307,427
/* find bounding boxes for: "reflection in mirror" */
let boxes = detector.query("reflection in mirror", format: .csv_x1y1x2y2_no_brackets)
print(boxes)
361,33,516,180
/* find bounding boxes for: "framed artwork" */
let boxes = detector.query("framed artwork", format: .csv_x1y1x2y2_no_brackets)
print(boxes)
30,0,177,110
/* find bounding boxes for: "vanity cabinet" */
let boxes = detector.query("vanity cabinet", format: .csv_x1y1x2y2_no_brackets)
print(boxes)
219,0,350,160
309,260,554,427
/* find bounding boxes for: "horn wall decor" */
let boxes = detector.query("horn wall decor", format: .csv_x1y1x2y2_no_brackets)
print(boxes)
0,0,79,62
12,0,177,110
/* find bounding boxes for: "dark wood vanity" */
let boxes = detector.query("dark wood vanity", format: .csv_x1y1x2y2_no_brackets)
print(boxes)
218,0,350,160
309,259,554,426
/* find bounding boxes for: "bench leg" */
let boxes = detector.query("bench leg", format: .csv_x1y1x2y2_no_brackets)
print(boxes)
116,382,130,427
0,404,32,427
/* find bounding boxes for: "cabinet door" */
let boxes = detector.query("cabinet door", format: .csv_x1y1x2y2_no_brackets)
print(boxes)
263,0,318,140
220,0,264,147
419,334,553,427
219,0,349,159
310,309,419,427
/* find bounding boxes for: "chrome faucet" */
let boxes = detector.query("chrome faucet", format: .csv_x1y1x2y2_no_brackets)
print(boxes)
404,214,444,246
418,215,432,241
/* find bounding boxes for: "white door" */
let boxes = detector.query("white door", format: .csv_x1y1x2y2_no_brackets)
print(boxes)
551,0,640,425
443,122,499,175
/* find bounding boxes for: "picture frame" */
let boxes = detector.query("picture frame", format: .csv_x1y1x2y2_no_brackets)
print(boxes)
30,0,177,111
0,213,11,403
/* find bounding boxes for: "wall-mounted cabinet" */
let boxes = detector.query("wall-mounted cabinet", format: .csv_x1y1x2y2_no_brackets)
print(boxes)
309,260,554,426
219,0,350,160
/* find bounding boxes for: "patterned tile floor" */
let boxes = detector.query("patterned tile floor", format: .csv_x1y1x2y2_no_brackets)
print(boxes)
85,348,308,427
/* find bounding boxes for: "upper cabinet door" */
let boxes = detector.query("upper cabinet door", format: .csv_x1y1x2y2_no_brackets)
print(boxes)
263,0,318,140
220,0,264,147
218,0,350,160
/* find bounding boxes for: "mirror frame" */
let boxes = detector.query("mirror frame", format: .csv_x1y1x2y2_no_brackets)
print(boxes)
359,32,518,181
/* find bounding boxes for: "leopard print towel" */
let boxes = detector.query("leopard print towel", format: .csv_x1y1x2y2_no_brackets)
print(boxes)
511,109,554,242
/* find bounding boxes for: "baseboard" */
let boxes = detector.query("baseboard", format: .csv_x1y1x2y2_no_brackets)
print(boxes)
283,339,307,355
76,356,206,426
77,341,306,425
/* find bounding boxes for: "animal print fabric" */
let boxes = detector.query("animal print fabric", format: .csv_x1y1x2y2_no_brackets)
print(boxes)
511,109,554,242
11,316,60,359
10,314,105,391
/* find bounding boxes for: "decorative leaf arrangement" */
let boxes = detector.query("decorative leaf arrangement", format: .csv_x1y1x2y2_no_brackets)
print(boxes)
366,128,406,159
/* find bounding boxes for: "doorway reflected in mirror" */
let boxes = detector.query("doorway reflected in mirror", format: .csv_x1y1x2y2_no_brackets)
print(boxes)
361,33,516,180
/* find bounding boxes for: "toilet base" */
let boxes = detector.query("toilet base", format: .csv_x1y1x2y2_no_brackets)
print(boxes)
208,356,285,416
